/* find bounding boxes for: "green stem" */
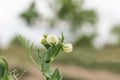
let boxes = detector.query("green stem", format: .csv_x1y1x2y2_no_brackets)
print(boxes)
28,53,41,71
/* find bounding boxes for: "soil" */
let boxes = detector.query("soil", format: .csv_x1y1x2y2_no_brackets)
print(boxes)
20,64,120,80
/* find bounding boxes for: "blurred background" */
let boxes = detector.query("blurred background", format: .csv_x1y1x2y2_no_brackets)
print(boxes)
1,0,120,80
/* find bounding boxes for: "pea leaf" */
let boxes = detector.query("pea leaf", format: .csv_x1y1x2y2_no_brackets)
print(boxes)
50,68,63,80
0,57,9,80
42,63,52,78
43,44,62,63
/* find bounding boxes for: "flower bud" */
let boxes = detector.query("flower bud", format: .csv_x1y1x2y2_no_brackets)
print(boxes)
43,33,47,38
63,43,73,53
41,37,47,45
46,34,59,45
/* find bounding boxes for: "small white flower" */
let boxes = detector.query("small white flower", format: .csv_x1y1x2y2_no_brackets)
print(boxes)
63,43,73,53
46,34,59,45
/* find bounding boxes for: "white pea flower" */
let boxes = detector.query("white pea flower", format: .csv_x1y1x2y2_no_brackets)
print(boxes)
63,43,73,53
46,34,59,45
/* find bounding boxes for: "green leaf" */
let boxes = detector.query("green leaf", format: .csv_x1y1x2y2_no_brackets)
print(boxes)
42,63,52,78
3,75,9,80
18,35,41,72
0,64,5,79
43,44,62,63
37,49,43,64
0,57,9,80
60,32,64,43
18,35,33,53
18,35,26,48
50,68,63,80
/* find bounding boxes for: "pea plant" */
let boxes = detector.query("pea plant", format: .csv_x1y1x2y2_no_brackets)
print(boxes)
0,33,73,80
19,33,73,80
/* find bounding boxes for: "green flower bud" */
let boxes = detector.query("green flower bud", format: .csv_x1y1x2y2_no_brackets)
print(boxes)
41,33,48,45
41,37,47,45
43,33,48,38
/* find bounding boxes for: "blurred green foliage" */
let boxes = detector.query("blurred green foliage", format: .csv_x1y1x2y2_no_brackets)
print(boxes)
111,25,120,46
57,0,97,29
20,2,39,25
10,36,22,47
112,25,120,35
20,0,97,29
74,35,95,47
